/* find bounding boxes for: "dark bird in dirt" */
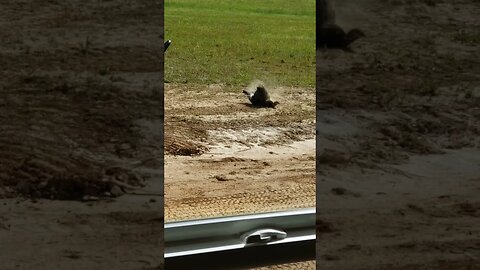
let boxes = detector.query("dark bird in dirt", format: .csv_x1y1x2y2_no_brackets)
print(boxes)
243,85,279,108
317,24,365,51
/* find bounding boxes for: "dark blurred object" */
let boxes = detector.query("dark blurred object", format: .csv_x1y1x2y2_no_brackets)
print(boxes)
166,241,314,270
317,25,365,50
316,0,365,50
317,0,336,28
164,39,172,52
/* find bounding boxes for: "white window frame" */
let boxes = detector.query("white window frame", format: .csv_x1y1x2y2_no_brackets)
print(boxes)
164,207,316,263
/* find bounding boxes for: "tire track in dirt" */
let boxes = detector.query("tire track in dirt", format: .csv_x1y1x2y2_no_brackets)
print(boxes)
165,182,315,221
251,261,315,270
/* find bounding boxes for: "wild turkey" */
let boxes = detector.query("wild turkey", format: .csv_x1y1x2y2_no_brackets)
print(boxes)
243,85,279,108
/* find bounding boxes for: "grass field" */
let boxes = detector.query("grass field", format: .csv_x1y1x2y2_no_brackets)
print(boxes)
164,0,315,87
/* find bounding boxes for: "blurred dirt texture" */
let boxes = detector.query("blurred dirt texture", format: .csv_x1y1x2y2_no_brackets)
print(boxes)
0,1,164,269
317,0,480,269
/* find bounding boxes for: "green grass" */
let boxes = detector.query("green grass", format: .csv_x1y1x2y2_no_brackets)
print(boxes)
165,0,315,87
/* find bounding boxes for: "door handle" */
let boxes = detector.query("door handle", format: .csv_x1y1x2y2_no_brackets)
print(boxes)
242,228,287,244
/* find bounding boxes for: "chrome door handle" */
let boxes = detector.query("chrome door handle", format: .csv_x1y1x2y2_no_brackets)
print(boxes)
242,229,287,244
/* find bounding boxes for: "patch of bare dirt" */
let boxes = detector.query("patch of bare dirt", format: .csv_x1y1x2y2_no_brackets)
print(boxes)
164,83,315,155
164,83,316,220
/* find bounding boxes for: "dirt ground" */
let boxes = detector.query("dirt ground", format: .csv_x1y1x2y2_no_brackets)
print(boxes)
162,83,316,268
164,83,316,221
2,0,479,269
0,1,163,269
317,0,480,269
